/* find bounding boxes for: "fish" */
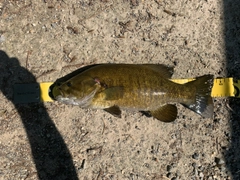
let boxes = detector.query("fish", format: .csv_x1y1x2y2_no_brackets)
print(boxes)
49,64,214,122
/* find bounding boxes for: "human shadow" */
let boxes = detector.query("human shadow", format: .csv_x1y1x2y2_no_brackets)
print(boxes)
0,50,78,180
223,0,240,179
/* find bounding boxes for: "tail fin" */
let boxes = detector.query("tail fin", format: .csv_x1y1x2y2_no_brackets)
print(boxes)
183,75,214,118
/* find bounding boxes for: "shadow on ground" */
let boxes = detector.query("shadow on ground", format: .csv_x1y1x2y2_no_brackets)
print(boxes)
224,0,240,179
0,50,78,180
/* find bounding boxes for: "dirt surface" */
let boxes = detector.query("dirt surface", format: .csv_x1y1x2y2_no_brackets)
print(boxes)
0,0,239,179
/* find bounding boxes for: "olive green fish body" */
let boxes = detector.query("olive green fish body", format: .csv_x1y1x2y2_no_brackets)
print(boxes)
74,65,194,109
49,64,214,122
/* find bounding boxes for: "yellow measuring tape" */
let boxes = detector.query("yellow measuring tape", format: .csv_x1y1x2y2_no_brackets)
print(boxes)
40,82,54,102
39,78,240,102
171,77,239,98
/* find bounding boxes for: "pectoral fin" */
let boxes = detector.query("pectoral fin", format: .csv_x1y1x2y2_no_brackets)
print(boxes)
104,105,121,118
150,104,177,122
103,87,124,100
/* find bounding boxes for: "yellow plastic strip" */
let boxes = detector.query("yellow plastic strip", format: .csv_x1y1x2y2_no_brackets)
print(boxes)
40,82,53,102
211,78,235,97
171,77,237,98
40,78,240,102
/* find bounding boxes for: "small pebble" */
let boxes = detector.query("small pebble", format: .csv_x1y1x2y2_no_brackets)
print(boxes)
192,152,199,160
167,165,172,171
208,176,213,180
144,163,149,168
198,166,204,171
215,157,225,167
192,163,196,168
0,35,5,43
199,172,204,178
166,172,171,178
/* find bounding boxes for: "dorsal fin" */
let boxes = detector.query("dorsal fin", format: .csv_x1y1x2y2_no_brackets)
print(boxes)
143,64,174,78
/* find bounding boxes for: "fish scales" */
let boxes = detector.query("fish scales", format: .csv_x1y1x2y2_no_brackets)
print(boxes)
84,64,196,109
49,64,214,122
84,65,174,109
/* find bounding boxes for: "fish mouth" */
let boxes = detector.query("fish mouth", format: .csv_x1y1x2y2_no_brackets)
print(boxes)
48,84,55,100
48,83,63,100
49,81,99,106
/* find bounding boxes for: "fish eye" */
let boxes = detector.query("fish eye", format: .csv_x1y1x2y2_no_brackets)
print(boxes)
66,81,72,87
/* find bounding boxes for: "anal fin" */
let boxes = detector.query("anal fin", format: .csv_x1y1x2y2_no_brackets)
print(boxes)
150,104,177,122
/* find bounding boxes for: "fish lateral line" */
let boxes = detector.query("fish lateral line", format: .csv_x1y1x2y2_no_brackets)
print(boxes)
12,77,240,104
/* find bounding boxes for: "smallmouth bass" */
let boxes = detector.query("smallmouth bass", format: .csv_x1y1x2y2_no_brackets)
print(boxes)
49,64,214,122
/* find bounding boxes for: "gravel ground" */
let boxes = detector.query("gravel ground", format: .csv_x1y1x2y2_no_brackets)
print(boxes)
0,0,240,179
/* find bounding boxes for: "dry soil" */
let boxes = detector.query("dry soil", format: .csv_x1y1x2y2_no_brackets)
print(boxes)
0,0,239,180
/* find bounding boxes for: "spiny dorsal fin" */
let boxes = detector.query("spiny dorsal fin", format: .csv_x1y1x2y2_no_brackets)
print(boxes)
143,64,174,78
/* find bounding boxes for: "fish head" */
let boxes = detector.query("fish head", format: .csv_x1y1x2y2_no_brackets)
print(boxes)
49,75,100,107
